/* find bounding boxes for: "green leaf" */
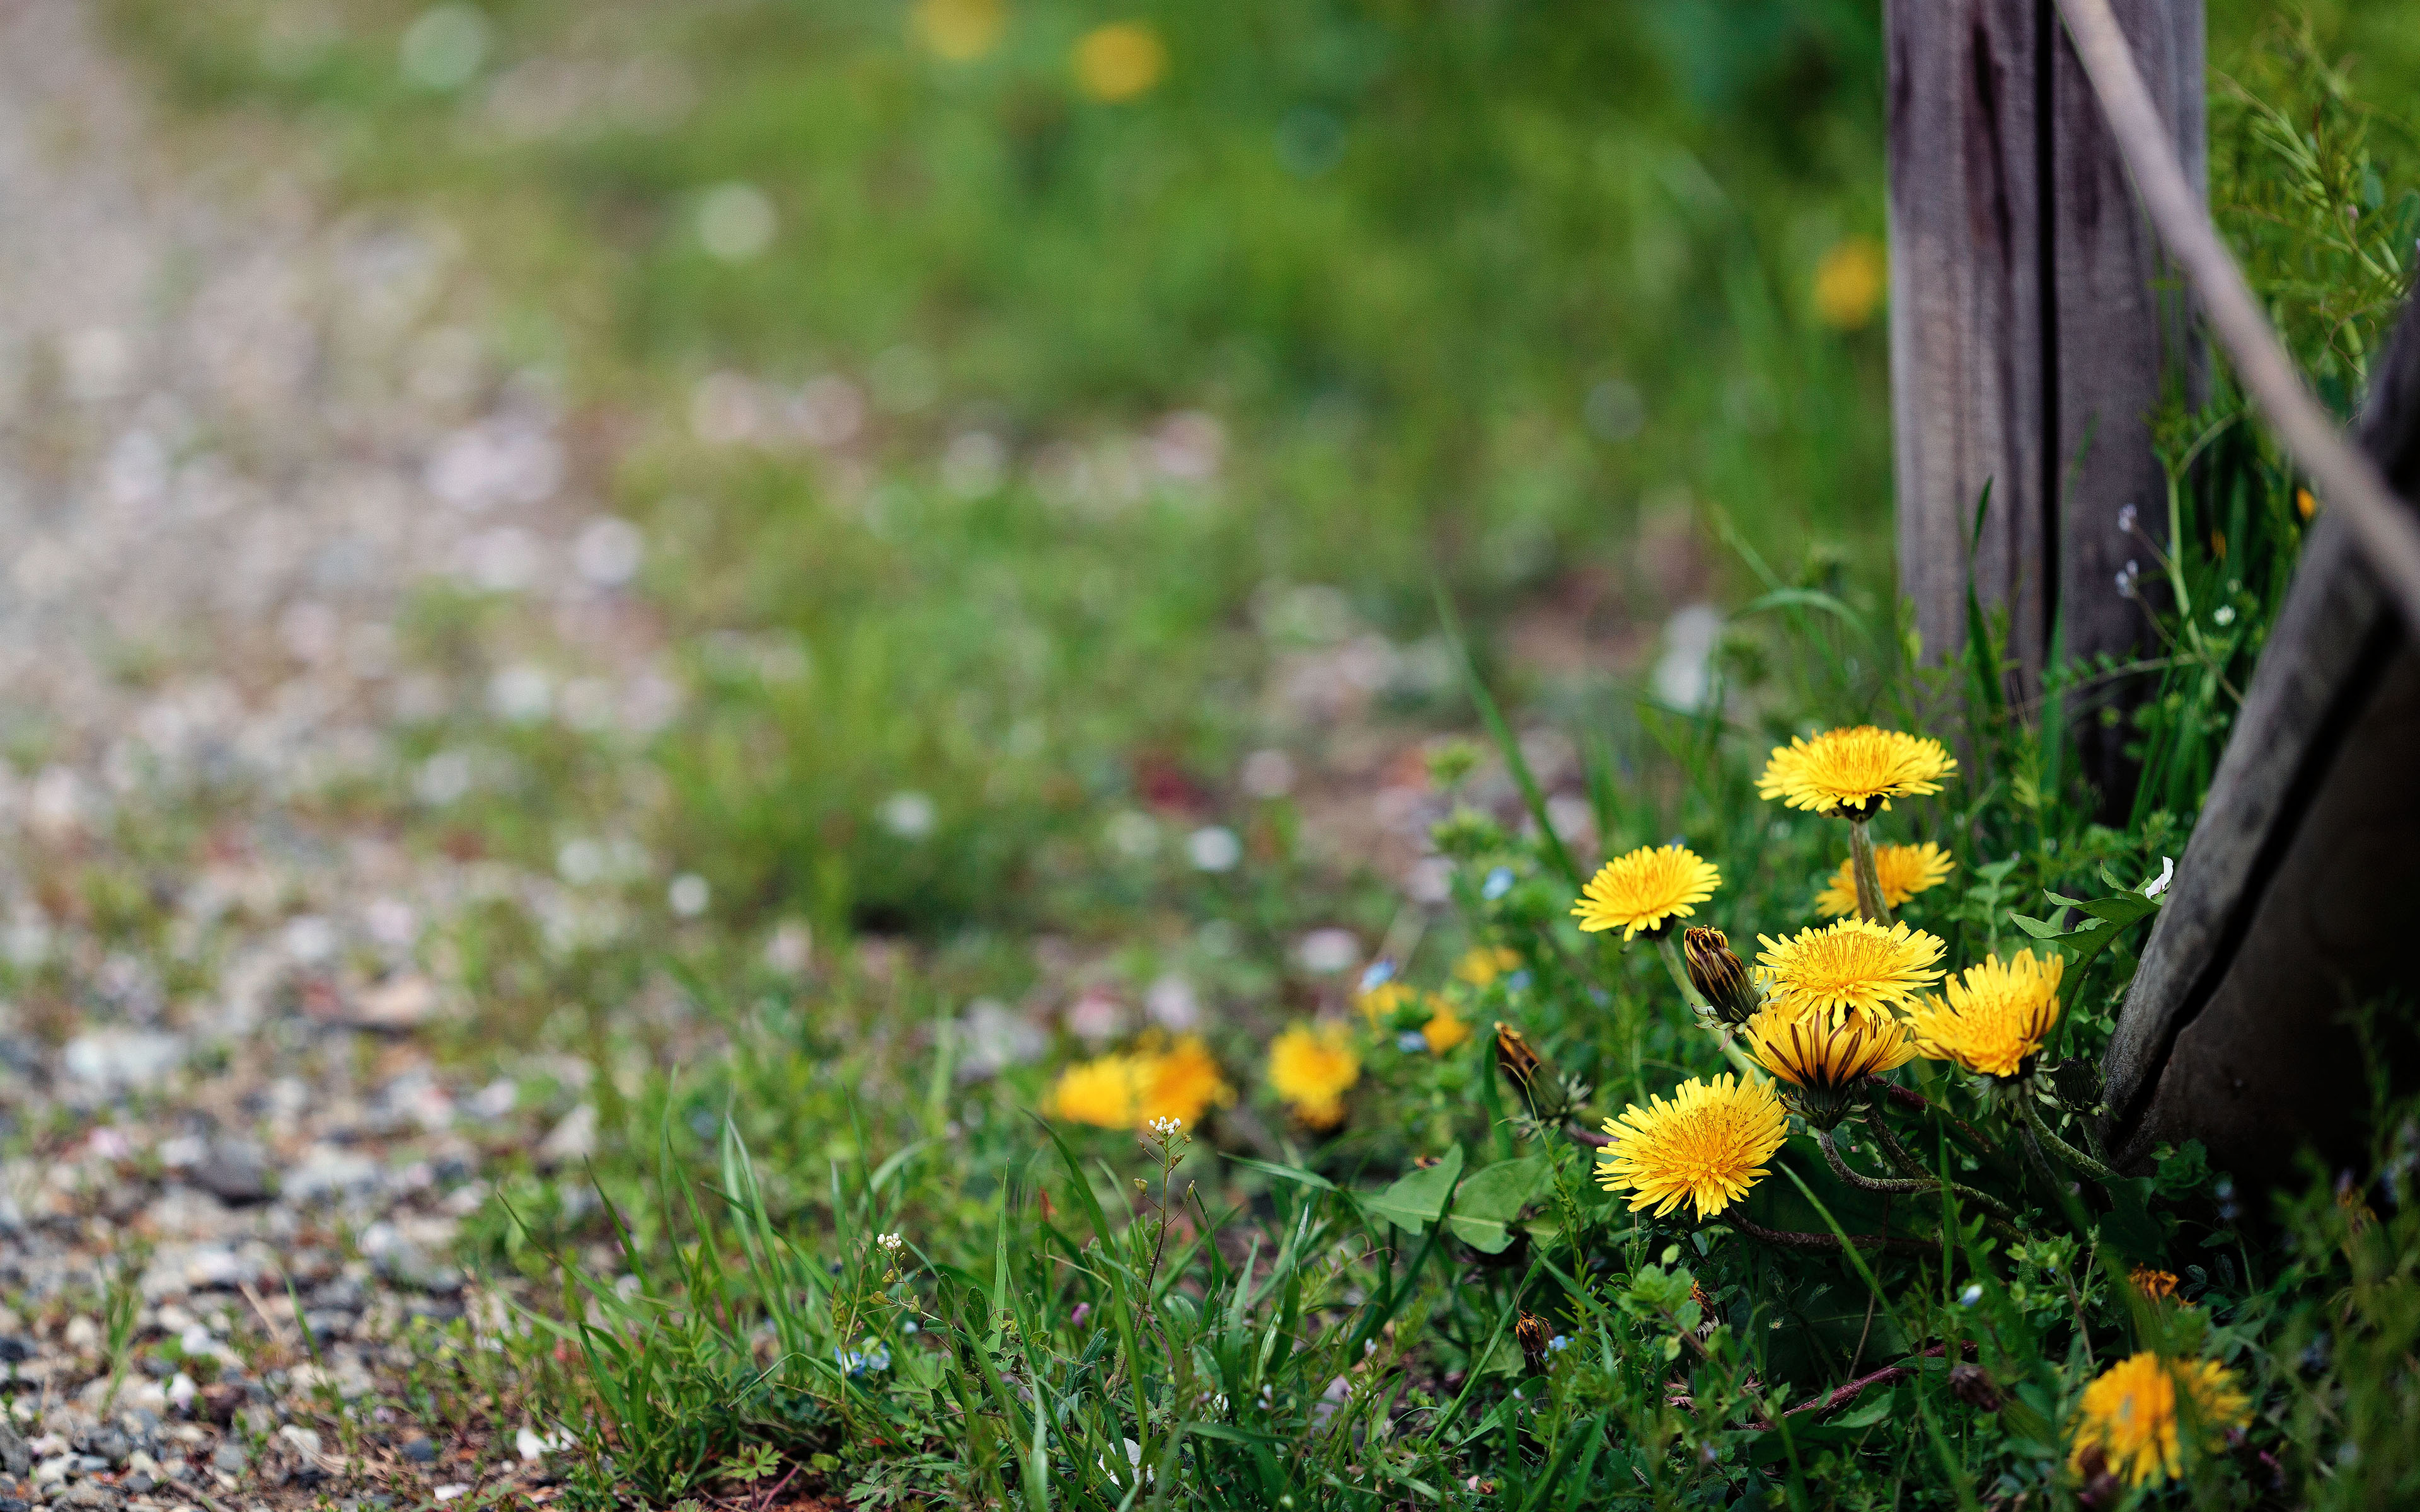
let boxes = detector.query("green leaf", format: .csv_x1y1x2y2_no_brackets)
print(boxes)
1363,1145,1465,1234
1226,1156,1339,1194
1444,1156,1551,1254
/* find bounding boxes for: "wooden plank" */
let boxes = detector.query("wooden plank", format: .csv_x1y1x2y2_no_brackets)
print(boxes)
2049,0,2204,793
2101,294,2420,1188
1889,0,2202,801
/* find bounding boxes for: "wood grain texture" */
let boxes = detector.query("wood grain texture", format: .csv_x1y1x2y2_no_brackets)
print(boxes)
2101,294,2420,1186
1889,0,2047,682
2050,0,2204,795
1889,0,2201,803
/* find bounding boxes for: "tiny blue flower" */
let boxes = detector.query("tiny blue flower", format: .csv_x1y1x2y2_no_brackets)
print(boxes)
1505,970,1533,995
835,1343,892,1378
1482,867,1516,901
1396,1032,1429,1053
1957,1284,1983,1307
1360,959,1397,992
1547,1335,1572,1353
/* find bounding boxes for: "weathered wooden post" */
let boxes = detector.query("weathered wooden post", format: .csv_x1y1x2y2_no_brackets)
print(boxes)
1888,0,2203,799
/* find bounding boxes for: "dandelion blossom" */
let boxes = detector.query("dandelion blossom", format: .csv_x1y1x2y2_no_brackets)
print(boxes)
1454,946,1522,987
1073,22,1166,102
1140,1036,1232,1126
2066,1353,2249,1488
1744,1007,1915,1129
1814,842,1955,917
1756,919,1945,1024
1757,727,1956,817
1044,1052,1149,1128
1596,1074,1789,1220
1419,1000,1472,1054
1046,1037,1230,1129
1909,951,2063,1079
1572,844,1721,941
1267,1022,1360,1128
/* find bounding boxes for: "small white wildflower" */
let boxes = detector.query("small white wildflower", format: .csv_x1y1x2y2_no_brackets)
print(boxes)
1958,1283,1984,1307
1148,1116,1185,1137
877,1232,904,1253
2143,856,2175,899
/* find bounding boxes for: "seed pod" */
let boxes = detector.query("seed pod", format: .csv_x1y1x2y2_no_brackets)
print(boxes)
1683,927,1762,1025
1948,1362,2002,1412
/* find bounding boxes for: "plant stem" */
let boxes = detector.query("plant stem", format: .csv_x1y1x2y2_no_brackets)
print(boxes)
1728,1210,1933,1256
1863,1113,2022,1225
1876,1080,2010,1167
1817,1127,1934,1196
1847,819,1893,925
2019,1094,2124,1186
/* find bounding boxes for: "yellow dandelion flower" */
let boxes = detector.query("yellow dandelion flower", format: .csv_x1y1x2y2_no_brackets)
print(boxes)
1139,1036,1233,1126
1454,946,1523,988
1044,1052,1147,1128
2066,1353,2249,1488
1357,979,1414,1027
1595,1074,1789,1220
1755,918,1945,1024
1572,844,1721,941
1268,1021,1359,1128
1908,950,2063,1079
1744,1007,1915,1129
1073,21,1166,103
1814,842,1956,917
1757,727,1957,818
1420,1000,1472,1054
911,0,1006,62
2128,1266,2181,1303
1813,237,1887,330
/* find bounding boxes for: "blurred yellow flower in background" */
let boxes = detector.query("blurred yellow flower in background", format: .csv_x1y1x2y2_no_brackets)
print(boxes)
1357,978,1414,1026
1453,945,1521,987
1813,236,1886,330
2066,1353,2249,1487
1814,841,1955,917
1420,1001,1471,1053
1073,21,1167,102
1044,1035,1230,1128
912,0,1007,62
1268,1021,1359,1127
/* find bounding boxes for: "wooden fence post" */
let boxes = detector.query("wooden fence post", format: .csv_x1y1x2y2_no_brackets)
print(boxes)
1888,0,2203,801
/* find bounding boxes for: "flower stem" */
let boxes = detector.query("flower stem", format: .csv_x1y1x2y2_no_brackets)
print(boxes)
1817,1127,1934,1196
2018,1094,2123,1187
1728,1210,1932,1256
1863,1112,2024,1227
1847,819,1893,925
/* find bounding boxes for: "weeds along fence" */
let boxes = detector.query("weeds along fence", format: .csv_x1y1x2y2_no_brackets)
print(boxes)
1893,0,2420,1185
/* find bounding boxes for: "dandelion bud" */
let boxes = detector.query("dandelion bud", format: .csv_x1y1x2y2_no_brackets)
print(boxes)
1682,928,1761,1025
1515,1312,1553,1373
1492,1022,1570,1124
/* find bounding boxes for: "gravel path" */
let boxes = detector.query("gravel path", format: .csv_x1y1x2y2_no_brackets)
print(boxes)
0,6,657,1507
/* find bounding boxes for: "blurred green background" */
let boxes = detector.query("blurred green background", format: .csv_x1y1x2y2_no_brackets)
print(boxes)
107,0,2420,961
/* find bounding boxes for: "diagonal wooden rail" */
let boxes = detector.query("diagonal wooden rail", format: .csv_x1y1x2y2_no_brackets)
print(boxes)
2052,0,2420,628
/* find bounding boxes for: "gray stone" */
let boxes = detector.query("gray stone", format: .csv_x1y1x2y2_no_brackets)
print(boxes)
190,1142,271,1205
0,1418,26,1475
398,1438,436,1464
210,1441,246,1475
57,1484,122,1511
